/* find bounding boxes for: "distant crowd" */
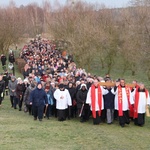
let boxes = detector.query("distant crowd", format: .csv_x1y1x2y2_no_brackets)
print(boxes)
0,37,150,127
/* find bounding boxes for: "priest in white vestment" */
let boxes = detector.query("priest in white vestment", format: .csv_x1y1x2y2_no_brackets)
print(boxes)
54,83,72,121
111,79,134,127
86,79,108,125
132,83,150,126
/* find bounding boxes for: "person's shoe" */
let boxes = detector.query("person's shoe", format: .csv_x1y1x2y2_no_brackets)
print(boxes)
121,124,125,127
34,117,37,120
19,108,21,111
39,119,42,121
107,123,112,125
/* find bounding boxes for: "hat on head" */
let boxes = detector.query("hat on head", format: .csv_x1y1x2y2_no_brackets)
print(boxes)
17,77,22,81
24,78,29,83
37,81,42,86
80,83,87,90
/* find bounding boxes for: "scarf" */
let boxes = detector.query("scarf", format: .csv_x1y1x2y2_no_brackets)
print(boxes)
134,88,148,118
118,85,130,116
91,85,102,118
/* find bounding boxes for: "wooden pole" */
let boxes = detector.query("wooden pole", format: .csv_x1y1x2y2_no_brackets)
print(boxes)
99,82,136,88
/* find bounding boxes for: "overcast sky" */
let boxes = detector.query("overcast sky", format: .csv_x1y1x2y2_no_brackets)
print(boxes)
0,0,131,8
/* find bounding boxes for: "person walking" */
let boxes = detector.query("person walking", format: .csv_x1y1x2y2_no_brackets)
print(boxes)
0,74,5,107
30,82,48,121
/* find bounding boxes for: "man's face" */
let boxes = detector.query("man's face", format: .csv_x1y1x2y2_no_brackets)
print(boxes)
140,84,144,90
120,80,125,86
94,79,98,87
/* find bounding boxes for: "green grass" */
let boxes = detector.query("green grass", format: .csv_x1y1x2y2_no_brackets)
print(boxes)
0,97,150,150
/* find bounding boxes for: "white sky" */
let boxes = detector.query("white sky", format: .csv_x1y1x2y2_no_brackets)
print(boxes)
0,0,131,8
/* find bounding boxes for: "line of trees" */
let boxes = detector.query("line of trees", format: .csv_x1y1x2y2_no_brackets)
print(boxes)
0,0,150,79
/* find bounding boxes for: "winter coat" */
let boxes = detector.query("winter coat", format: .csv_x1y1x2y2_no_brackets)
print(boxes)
9,54,15,63
76,89,88,109
8,80,17,96
0,79,5,94
67,87,76,101
30,87,48,106
23,85,35,105
1,55,7,65
16,83,25,99
103,88,115,109
3,73,11,88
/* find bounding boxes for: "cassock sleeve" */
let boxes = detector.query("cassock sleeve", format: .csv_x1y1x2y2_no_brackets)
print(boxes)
101,86,108,95
111,87,117,95
129,89,134,105
86,87,91,105
53,89,59,100
147,92,150,105
66,89,72,106
132,89,136,102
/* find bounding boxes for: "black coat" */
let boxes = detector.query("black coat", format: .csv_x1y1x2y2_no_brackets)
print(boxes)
9,54,15,63
16,83,25,99
103,88,115,109
67,87,76,101
1,55,7,65
76,89,88,109
3,73,11,88
0,80,5,93
30,87,48,107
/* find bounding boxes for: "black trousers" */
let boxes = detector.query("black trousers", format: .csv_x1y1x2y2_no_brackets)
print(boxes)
92,111,101,125
0,97,2,105
51,105,57,118
119,110,130,126
78,107,90,122
134,113,145,126
18,98,23,110
13,96,18,109
26,104,32,115
71,105,77,118
33,105,44,120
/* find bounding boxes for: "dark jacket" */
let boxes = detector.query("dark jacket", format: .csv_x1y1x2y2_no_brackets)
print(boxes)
9,54,15,63
1,55,7,65
3,73,11,88
67,87,76,102
0,79,5,93
16,83,25,99
103,88,115,109
76,89,88,109
23,85,35,105
30,87,48,106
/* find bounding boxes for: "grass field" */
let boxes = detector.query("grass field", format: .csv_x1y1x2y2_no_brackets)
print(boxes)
0,97,150,150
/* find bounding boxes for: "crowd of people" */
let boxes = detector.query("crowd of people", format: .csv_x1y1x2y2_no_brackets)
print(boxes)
0,37,150,127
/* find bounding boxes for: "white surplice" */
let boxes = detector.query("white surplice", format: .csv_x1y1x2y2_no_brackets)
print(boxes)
54,89,72,110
